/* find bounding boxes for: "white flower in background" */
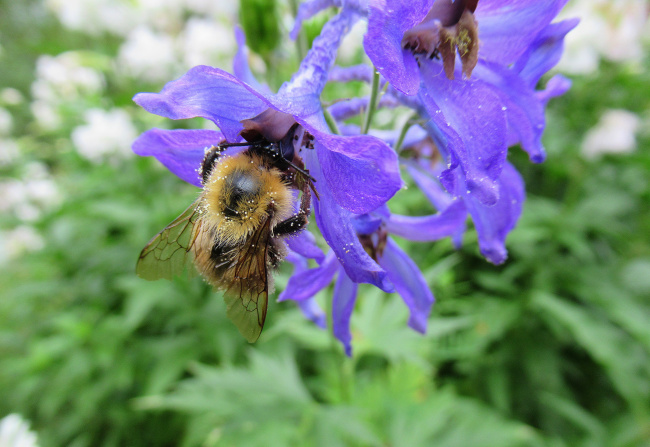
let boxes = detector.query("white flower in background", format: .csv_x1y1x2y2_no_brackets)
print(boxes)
185,0,239,18
0,139,19,167
117,26,179,82
0,413,39,447
558,0,649,74
337,21,367,63
0,107,13,135
0,226,46,265
134,0,187,31
179,18,235,68
581,109,641,159
0,162,63,221
31,52,105,130
72,108,137,163
45,0,137,36
29,101,61,131
33,53,104,99
1,88,24,106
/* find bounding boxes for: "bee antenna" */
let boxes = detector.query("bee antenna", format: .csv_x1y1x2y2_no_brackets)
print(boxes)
218,141,256,148
284,159,316,183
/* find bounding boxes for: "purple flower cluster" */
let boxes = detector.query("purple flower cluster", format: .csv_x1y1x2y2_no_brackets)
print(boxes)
133,0,575,355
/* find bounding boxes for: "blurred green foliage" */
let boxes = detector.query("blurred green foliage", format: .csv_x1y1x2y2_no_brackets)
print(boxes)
1,1,649,446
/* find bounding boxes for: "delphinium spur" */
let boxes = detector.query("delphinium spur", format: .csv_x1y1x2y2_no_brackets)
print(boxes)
133,0,574,353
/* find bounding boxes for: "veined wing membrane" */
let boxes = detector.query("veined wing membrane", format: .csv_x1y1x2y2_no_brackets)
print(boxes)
222,217,271,343
137,202,201,280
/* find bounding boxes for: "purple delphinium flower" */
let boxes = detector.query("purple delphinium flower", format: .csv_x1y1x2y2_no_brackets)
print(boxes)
280,200,466,356
303,0,574,263
293,0,574,201
361,0,577,206
132,7,402,292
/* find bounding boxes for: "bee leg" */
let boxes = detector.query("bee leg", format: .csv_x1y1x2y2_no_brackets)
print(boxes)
201,144,229,185
272,214,309,237
273,182,311,237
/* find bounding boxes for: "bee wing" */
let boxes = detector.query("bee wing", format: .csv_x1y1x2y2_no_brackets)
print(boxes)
136,202,202,281
222,217,272,343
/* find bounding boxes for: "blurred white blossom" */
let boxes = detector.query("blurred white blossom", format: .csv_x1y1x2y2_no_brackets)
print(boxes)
0,162,62,222
46,0,239,37
0,107,13,135
0,139,19,167
581,109,641,159
29,101,61,131
134,0,187,31
0,413,39,447
45,0,137,36
338,21,368,63
72,108,137,163
558,0,649,74
179,18,235,68
33,53,104,100
1,88,24,106
30,52,105,130
185,0,238,18
117,26,179,82
0,227,46,264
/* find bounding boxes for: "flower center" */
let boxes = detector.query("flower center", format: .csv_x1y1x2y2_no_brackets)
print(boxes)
358,227,388,262
402,0,479,80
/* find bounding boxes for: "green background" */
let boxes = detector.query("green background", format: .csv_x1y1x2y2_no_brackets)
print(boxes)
1,0,649,445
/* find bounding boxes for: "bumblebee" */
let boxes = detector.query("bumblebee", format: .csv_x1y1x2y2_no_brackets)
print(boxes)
136,119,314,342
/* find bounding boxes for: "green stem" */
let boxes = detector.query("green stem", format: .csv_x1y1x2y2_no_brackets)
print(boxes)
323,106,341,135
326,288,352,404
361,68,381,134
394,113,420,153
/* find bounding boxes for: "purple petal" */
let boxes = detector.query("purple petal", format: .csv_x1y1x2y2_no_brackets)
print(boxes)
332,268,358,356
310,127,402,214
329,64,375,84
379,238,434,333
303,149,394,292
290,0,339,40
286,229,326,263
279,251,338,301
351,213,383,235
278,8,360,113
462,161,525,264
475,0,569,66
133,65,269,142
132,128,225,187
514,18,579,87
364,0,431,95
408,163,466,248
473,61,547,163
233,26,271,95
418,61,508,205
296,298,328,329
537,74,571,105
327,95,400,122
385,200,467,241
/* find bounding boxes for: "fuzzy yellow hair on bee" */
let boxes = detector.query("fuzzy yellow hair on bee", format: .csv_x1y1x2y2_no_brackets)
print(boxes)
201,152,294,246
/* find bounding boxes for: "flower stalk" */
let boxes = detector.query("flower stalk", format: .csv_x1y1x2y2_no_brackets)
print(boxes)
361,68,381,134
